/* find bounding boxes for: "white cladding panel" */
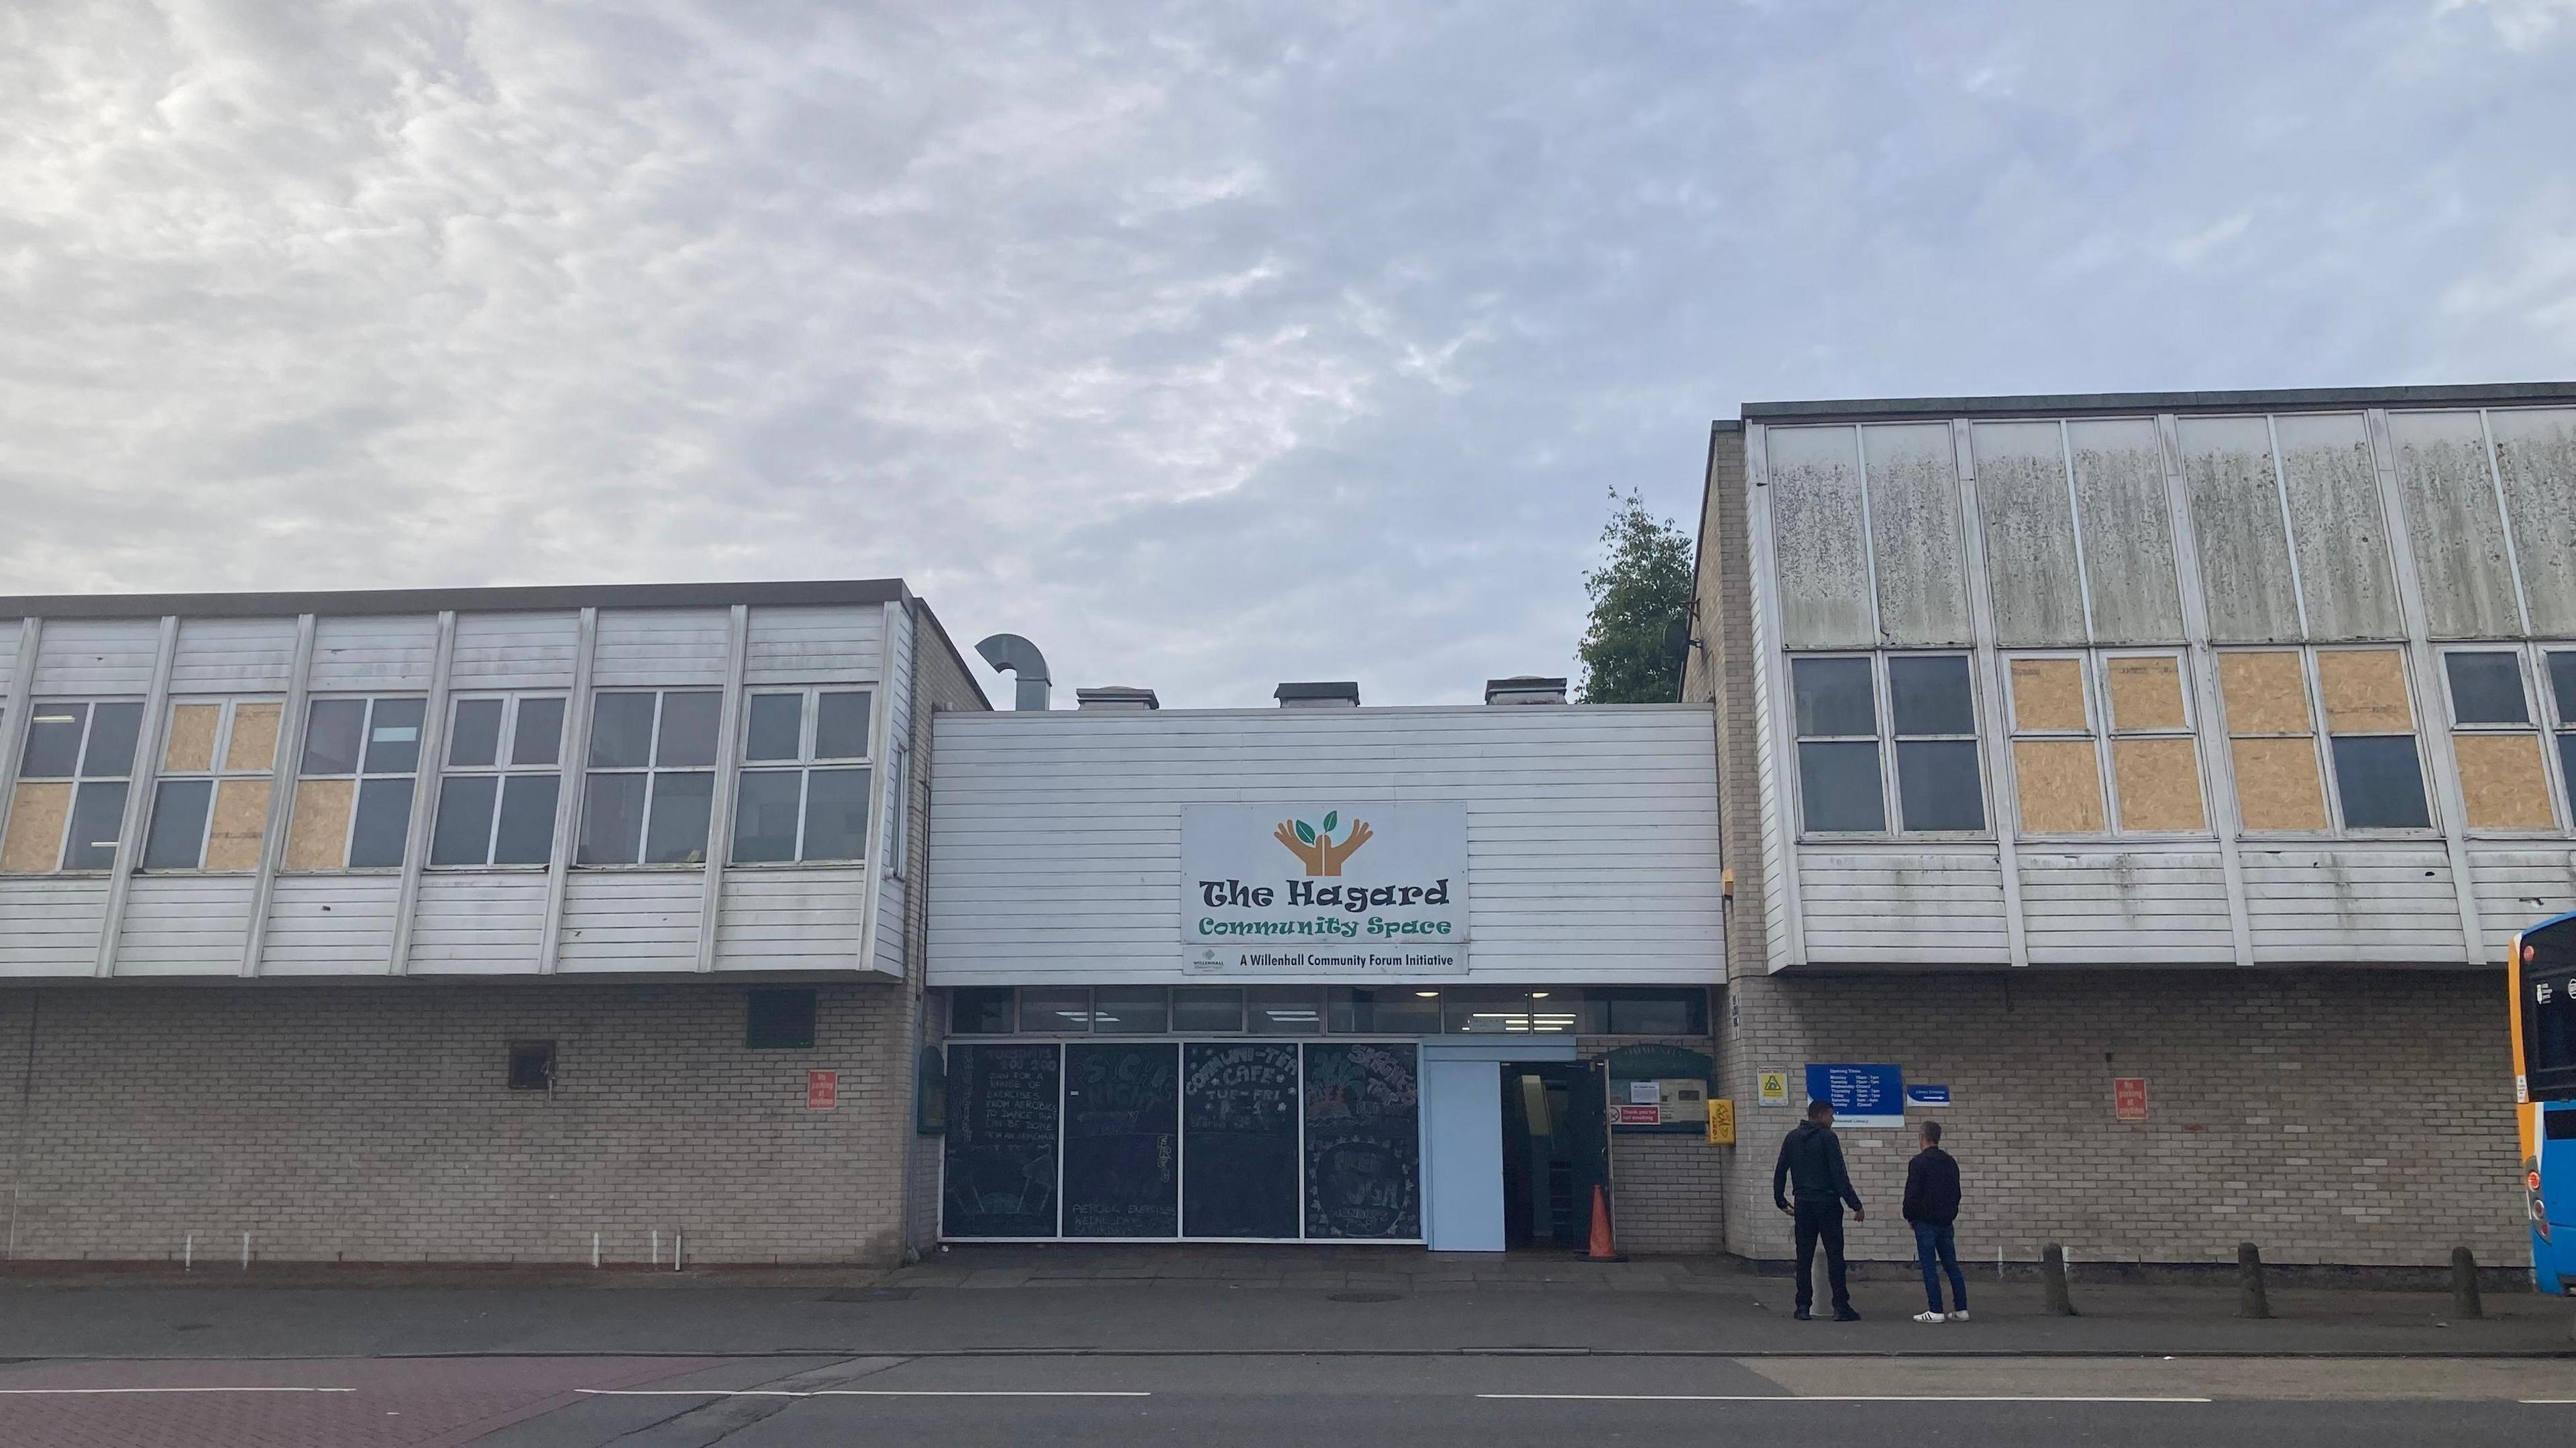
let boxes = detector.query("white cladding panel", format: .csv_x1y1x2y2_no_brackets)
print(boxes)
408,873,551,974
169,617,300,693
1796,849,2012,964
32,619,162,695
593,609,730,687
927,706,1723,988
745,606,883,686
2469,847,2576,958
113,875,254,974
260,875,401,974
2241,848,2465,963
716,869,867,969
2017,850,2234,964
556,873,704,972
309,616,439,691
0,621,19,694
0,879,109,976
871,603,913,977
449,612,582,691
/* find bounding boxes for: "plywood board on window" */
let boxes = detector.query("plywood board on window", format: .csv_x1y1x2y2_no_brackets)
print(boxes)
2112,737,2206,832
205,779,274,871
2012,738,2106,834
163,704,221,774
2010,657,2088,732
2317,649,2412,733
225,702,282,773
2108,656,2188,732
285,778,353,871
1,781,71,873
2218,651,2312,735
2231,736,2328,831
2453,732,2556,830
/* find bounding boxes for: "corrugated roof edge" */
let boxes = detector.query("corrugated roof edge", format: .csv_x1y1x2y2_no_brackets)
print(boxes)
1735,379,2576,423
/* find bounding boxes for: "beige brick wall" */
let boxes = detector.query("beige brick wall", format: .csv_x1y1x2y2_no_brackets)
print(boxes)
1613,1134,1725,1255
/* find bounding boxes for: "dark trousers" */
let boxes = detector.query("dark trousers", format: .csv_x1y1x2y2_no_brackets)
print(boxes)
1791,1199,1850,1314
1914,1220,1966,1313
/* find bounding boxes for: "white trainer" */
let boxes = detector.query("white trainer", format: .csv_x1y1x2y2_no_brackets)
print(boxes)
1947,1310,1971,1322
1912,1311,1945,1323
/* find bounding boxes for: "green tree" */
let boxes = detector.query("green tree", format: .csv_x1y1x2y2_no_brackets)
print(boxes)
1577,489,1693,703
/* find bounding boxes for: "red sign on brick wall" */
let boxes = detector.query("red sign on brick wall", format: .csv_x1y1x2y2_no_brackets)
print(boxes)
807,1070,839,1110
2112,1077,2148,1121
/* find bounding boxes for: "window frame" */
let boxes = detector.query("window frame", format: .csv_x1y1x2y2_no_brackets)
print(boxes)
576,687,722,869
1786,651,1990,840
2442,643,2573,836
428,691,569,871
288,693,429,873
5,697,146,875
141,696,286,873
2546,646,2576,828
2302,644,2438,838
729,685,877,867
2097,649,2208,837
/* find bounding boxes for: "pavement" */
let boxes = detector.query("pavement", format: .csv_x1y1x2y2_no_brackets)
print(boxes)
0,1247,2571,1445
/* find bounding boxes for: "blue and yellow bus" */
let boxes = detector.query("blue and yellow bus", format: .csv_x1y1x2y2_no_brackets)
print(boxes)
2512,911,2576,1293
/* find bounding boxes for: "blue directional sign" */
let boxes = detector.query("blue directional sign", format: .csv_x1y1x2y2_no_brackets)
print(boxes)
1805,1064,1906,1129
1906,1084,1951,1107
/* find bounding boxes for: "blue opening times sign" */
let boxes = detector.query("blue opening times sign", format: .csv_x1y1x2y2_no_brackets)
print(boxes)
1805,1064,1906,1129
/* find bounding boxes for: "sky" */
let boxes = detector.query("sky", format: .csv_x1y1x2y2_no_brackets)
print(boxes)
5,2,2575,708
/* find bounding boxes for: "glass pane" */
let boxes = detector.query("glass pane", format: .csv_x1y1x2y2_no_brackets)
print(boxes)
62,781,129,869
588,693,657,768
492,774,559,865
1020,986,1093,1032
20,703,86,778
363,698,426,774
429,775,499,867
347,777,415,867
1889,655,1975,736
1092,986,1171,1034
1605,989,1705,1036
2551,652,2576,727
302,698,367,775
577,771,648,865
1246,987,1324,1035
1521,991,1582,1034
1328,987,1443,1034
801,767,869,860
643,770,714,864
816,690,872,759
1797,740,1885,831
447,698,503,768
656,691,722,767
143,779,212,870
1444,987,1538,1034
731,771,802,864
2331,735,2431,829
512,698,566,767
2562,734,2576,820
83,702,144,777
745,694,802,763
950,987,1016,1034
1792,657,1876,737
2446,651,2530,726
1897,738,1986,830
1171,986,1244,1033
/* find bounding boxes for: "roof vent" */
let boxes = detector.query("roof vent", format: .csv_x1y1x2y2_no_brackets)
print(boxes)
975,634,1051,711
1075,686,1161,712
1275,681,1360,709
1485,675,1568,706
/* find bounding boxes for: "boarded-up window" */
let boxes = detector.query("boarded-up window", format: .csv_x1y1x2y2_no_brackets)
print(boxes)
2007,651,2204,835
2316,647,2430,830
5,700,143,873
2006,655,2103,834
2220,651,2327,832
2445,649,2557,831
143,698,286,871
2104,654,2204,832
286,695,426,871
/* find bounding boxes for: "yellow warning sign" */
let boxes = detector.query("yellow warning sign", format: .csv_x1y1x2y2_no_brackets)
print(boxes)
1758,1070,1790,1105
1705,1098,1737,1146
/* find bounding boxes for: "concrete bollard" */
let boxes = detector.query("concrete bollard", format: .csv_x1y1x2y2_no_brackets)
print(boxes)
2452,1246,2483,1321
2041,1243,2078,1317
2237,1242,2270,1319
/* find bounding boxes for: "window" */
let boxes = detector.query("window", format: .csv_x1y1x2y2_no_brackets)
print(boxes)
143,699,284,871
1601,987,1709,1036
2444,650,2558,832
1018,986,1093,1033
745,987,817,1049
1091,986,1171,1034
2006,653,2205,836
949,987,1017,1035
1170,986,1244,1033
1327,987,1444,1034
2318,649,2430,830
578,690,719,865
1245,987,1324,1034
2219,649,2429,833
733,688,873,864
286,695,425,870
1790,653,1983,834
429,694,567,867
2552,651,2576,822
3,700,142,872
506,1040,556,1091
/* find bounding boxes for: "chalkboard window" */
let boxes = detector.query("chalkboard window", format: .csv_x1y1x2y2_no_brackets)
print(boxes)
1183,1042,1300,1238
1062,1042,1179,1237
943,1043,1062,1237
949,987,1015,1035
1171,987,1244,1033
1092,986,1169,1034
1303,1042,1421,1239
1327,987,1442,1034
1247,987,1323,1035
1019,987,1093,1033
745,987,817,1049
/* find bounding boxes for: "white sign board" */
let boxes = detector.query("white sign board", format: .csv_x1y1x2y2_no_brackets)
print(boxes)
1180,803,1468,974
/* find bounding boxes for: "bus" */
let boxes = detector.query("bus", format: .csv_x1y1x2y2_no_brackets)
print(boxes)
2512,911,2576,1293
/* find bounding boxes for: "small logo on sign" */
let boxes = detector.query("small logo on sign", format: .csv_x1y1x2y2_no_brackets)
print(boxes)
1274,811,1373,877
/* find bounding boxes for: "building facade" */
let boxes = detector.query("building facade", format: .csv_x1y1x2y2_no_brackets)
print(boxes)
1688,383,2576,1269
0,581,985,1264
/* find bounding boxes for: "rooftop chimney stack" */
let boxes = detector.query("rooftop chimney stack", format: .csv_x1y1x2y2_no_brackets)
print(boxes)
1075,686,1161,712
1484,675,1569,706
1274,681,1360,709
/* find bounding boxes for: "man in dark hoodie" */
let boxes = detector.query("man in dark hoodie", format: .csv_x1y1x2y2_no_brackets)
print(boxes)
1772,1099,1864,1321
1902,1119,1968,1323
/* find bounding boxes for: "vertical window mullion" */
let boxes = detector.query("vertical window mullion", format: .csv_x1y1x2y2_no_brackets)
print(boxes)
2302,649,2346,835
1874,654,1899,835
639,692,663,857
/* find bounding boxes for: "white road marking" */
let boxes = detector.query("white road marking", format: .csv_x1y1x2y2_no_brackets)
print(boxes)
576,1388,1151,1398
1478,1394,2212,1404
2521,1400,2576,1404
0,1387,358,1395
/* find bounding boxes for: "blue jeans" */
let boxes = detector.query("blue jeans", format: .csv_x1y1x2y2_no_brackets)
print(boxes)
1914,1221,1966,1313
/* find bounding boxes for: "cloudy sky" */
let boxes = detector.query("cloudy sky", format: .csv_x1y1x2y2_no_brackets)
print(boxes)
6,1,2575,706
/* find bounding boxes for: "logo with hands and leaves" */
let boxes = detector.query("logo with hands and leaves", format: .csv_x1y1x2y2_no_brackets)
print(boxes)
1273,810,1373,877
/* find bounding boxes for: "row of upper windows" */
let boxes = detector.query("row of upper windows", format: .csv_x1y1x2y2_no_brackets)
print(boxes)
0,687,880,876
1786,645,2576,839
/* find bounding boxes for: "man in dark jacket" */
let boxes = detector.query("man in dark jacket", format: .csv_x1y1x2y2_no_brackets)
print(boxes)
1772,1099,1864,1321
1902,1120,1968,1323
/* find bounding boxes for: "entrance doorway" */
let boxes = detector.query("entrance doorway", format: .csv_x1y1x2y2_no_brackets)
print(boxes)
1499,1062,1609,1250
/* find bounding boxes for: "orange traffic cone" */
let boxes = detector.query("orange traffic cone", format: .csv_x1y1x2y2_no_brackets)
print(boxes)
1577,1183,1625,1262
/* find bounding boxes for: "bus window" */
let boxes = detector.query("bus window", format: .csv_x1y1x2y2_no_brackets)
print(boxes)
2530,930,2576,1101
